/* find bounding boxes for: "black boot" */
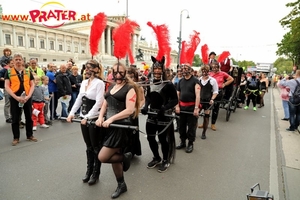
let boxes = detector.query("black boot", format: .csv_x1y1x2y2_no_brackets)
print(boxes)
111,180,127,199
201,115,209,140
88,150,101,185
176,141,186,149
82,149,94,183
123,152,132,172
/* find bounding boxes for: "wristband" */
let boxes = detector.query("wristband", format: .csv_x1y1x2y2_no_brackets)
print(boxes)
195,107,199,109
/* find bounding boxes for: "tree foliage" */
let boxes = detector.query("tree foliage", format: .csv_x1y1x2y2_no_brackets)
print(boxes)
277,0,300,65
273,57,293,74
193,54,201,66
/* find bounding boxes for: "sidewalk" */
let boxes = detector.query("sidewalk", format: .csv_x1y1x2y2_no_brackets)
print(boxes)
273,88,300,200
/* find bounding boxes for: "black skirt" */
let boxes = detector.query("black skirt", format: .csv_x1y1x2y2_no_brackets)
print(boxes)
103,127,129,148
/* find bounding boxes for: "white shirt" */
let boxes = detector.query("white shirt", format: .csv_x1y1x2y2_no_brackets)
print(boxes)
69,78,105,118
199,76,219,94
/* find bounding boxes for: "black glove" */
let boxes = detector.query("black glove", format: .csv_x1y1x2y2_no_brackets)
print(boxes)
157,105,165,120
141,107,148,115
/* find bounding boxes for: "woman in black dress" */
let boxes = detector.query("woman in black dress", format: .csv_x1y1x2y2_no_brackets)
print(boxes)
95,62,141,199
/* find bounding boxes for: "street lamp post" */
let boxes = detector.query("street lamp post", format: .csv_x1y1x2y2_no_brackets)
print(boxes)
125,0,129,67
177,9,190,65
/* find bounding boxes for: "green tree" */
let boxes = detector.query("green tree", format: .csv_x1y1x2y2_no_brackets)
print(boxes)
273,57,293,74
193,54,201,66
277,0,300,65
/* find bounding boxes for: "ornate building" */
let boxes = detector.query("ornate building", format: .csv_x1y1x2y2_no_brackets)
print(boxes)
0,16,178,69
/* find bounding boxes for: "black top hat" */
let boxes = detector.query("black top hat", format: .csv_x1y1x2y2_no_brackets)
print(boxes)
209,51,216,56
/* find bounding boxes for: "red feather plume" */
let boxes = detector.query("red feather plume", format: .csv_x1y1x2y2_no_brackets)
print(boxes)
201,44,209,65
185,30,201,66
113,19,139,64
217,51,231,63
147,22,171,67
180,41,187,65
89,12,107,56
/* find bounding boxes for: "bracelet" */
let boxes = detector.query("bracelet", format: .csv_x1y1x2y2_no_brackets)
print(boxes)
195,107,199,109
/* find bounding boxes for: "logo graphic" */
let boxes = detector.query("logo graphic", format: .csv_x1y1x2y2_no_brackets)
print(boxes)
1,1,91,28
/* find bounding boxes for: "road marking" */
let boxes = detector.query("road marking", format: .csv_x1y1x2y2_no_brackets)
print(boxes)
270,89,279,199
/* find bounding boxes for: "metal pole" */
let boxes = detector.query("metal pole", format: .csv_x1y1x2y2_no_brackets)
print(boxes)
125,0,129,67
177,12,182,65
177,9,189,65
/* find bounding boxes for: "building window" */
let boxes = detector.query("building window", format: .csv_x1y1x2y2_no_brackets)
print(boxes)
18,36,24,46
29,38,35,48
5,34,11,45
59,44,63,51
67,45,71,52
75,46,78,53
43,58,47,62
50,41,54,50
40,39,45,49
81,49,85,54
53,59,56,61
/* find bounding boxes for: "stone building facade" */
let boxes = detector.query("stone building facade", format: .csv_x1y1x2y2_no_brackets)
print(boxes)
0,16,178,70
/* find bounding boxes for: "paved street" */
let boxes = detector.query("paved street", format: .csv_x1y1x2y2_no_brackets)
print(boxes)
0,89,298,200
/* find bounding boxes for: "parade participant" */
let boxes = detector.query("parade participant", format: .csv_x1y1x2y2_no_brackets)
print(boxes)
218,52,234,101
198,65,218,139
198,60,233,130
141,22,178,172
96,18,140,199
175,30,201,153
126,66,143,156
67,60,105,185
258,73,269,108
4,53,37,146
244,71,260,111
198,45,218,139
238,73,247,108
67,13,107,185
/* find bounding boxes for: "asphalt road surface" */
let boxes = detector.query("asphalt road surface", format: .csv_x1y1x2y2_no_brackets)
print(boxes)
0,91,284,200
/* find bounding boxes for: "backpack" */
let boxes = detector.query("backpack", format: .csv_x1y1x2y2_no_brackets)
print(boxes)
290,80,300,105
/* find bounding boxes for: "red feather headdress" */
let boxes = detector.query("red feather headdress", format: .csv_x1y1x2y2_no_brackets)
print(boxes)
180,30,200,66
201,44,209,65
147,22,171,67
89,12,107,57
112,19,139,64
180,41,187,65
217,51,231,63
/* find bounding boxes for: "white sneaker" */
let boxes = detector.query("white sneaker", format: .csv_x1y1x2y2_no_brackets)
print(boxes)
40,124,49,128
33,126,37,131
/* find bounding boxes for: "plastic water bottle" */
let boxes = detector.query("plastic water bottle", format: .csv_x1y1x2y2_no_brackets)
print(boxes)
18,91,26,107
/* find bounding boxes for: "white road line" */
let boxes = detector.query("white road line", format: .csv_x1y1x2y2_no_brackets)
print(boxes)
270,89,279,199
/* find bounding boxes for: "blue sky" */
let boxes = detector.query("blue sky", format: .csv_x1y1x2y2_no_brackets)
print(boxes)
0,0,292,63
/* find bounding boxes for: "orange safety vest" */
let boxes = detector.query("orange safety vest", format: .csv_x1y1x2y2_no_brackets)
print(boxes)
8,68,31,95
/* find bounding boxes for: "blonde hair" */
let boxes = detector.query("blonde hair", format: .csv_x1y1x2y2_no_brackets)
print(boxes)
41,76,49,81
71,65,79,70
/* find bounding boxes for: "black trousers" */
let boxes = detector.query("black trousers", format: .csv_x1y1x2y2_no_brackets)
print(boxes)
246,93,257,107
10,97,33,139
178,112,197,143
80,123,103,153
146,121,173,161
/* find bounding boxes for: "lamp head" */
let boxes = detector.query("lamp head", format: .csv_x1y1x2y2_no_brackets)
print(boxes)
187,15,190,19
